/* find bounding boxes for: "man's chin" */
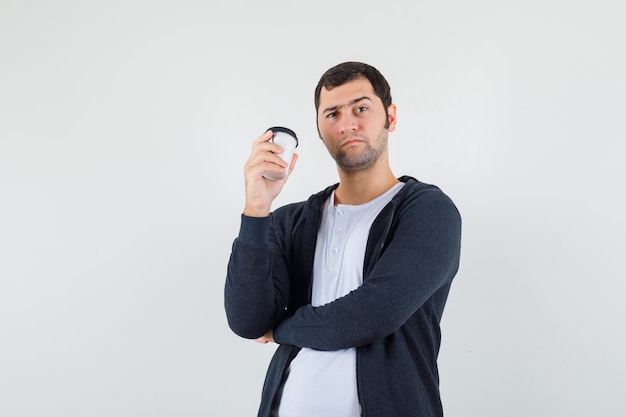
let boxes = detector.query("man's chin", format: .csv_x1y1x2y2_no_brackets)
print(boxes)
336,158,376,174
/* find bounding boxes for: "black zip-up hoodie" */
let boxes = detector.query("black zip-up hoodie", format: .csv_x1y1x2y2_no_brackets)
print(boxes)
225,176,462,417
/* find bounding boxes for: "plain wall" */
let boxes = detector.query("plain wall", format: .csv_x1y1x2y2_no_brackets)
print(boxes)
1,0,624,416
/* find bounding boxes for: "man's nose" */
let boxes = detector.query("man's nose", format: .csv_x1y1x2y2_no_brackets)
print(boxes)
338,113,358,134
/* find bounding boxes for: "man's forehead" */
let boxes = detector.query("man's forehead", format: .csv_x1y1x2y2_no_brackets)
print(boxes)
319,78,377,107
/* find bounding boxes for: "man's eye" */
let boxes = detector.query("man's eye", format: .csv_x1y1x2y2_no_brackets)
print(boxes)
355,106,368,113
326,112,336,119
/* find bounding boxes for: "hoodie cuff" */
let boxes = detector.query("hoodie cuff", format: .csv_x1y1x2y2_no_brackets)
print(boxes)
237,214,271,246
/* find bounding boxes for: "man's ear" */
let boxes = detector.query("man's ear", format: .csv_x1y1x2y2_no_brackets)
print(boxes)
387,104,397,132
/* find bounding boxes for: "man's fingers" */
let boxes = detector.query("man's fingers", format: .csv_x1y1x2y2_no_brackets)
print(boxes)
253,129,273,144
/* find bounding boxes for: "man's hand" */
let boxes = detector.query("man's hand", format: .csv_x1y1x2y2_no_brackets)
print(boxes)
243,130,298,217
255,330,275,344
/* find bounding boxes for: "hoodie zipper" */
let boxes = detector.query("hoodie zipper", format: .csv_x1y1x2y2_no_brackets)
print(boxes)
357,199,397,417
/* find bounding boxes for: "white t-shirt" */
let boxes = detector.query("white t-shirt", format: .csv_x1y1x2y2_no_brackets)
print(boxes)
277,183,404,417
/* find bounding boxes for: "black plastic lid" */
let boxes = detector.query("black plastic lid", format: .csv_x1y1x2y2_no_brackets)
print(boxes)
266,126,298,147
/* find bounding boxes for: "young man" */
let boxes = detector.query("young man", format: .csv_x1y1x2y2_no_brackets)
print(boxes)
225,62,462,417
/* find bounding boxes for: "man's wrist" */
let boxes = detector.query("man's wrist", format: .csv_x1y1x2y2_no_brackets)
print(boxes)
243,206,270,217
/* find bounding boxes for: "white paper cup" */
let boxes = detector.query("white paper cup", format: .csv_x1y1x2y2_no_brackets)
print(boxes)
263,126,298,180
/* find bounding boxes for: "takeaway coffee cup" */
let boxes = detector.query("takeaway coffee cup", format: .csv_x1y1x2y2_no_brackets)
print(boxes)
263,126,298,180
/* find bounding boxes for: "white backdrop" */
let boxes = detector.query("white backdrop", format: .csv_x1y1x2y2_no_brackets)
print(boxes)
1,1,625,416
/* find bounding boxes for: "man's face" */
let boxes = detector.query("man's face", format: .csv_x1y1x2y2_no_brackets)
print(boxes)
316,77,396,173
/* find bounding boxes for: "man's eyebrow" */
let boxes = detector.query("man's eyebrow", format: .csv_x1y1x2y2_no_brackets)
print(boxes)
322,96,372,114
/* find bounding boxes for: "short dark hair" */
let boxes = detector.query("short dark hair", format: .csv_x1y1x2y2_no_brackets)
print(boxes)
314,61,393,128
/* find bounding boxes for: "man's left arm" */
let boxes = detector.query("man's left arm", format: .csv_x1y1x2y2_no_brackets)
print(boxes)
272,190,462,351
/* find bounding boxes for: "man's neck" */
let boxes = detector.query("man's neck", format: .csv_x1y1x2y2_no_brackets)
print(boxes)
334,166,399,206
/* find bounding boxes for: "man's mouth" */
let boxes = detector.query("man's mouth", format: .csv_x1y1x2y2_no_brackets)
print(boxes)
340,136,365,148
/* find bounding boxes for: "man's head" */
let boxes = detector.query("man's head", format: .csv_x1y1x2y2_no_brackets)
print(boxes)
314,62,397,175
315,62,393,129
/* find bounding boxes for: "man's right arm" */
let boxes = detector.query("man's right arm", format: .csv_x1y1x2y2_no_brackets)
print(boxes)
224,214,290,339
224,130,298,339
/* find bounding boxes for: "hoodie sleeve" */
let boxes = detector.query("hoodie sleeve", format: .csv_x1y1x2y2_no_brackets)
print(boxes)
224,214,290,339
